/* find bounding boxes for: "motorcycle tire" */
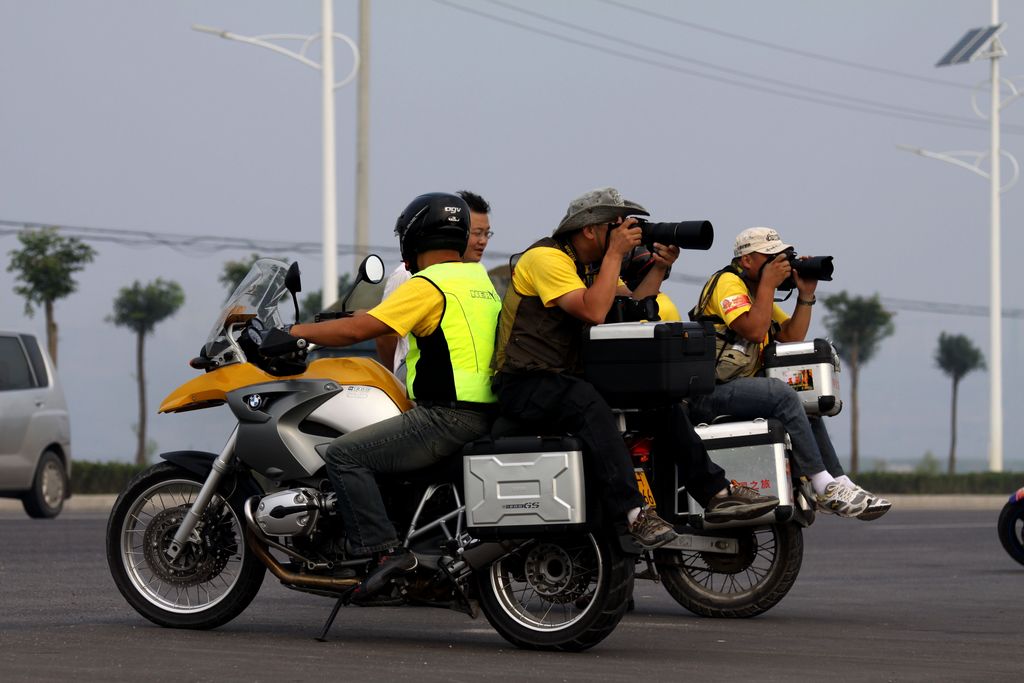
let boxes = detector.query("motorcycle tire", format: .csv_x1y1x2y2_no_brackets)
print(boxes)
106,462,266,629
475,531,633,652
997,501,1024,566
655,522,803,618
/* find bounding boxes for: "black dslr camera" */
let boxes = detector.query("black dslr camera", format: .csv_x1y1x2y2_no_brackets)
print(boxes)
777,250,834,291
633,218,714,251
605,295,660,323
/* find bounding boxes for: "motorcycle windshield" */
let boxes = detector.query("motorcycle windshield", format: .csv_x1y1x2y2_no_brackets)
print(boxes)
204,258,290,356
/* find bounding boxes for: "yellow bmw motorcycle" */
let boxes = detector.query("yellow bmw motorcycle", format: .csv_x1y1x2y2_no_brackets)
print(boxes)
105,256,634,651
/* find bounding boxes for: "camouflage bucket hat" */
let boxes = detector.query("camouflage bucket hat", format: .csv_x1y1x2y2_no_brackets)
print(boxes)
553,187,649,237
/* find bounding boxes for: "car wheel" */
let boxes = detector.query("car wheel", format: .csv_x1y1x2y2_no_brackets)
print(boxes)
22,450,68,519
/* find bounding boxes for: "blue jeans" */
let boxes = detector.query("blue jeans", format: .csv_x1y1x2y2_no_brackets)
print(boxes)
324,404,493,555
691,377,844,478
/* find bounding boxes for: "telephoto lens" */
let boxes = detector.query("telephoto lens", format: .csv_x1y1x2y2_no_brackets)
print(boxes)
636,219,714,251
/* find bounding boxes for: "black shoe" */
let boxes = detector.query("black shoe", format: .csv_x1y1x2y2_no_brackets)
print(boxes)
352,548,418,602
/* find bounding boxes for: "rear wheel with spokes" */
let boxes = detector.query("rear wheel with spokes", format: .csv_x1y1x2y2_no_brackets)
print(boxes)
106,463,265,629
655,523,802,618
476,532,633,651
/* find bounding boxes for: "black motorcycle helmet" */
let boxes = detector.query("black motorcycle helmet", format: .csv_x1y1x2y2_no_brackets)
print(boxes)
394,192,471,272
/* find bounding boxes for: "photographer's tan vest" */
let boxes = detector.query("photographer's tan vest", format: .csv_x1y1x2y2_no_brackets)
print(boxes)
493,237,590,375
689,265,779,383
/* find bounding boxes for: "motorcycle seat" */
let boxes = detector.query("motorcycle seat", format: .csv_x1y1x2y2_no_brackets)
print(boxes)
490,415,567,438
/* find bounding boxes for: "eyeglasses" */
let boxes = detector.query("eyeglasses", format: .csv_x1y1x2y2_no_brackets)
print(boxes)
470,230,494,238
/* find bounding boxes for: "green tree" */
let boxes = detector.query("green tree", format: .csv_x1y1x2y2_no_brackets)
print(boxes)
934,332,985,475
7,227,96,365
822,292,895,474
915,450,941,476
108,279,185,466
219,253,288,297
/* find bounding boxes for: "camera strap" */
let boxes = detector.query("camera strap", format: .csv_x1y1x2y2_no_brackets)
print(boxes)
689,265,742,352
689,264,782,373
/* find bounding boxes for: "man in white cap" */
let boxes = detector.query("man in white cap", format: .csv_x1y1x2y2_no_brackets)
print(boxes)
492,188,779,550
689,227,891,520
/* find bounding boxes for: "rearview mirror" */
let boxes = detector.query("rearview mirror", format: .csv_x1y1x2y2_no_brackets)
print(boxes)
360,254,386,285
338,254,386,313
285,262,302,294
285,262,301,323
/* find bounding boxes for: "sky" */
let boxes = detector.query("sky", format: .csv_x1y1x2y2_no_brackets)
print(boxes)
2,0,1023,472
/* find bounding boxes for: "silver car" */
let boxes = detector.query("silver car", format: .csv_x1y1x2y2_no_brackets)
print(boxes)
0,331,71,517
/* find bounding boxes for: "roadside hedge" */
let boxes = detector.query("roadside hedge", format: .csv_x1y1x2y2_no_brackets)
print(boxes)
72,461,148,495
69,460,1024,495
855,472,1022,495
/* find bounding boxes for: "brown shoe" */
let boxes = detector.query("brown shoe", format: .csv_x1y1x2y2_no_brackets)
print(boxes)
704,485,779,523
628,507,677,549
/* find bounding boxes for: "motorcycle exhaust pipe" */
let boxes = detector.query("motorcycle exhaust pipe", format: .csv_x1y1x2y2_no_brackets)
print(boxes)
245,535,358,589
461,539,529,570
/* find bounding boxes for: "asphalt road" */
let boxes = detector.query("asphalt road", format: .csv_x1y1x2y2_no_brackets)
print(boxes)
0,506,1019,682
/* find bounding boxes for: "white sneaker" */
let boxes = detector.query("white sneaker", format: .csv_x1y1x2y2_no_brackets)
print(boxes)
815,482,870,518
851,485,892,521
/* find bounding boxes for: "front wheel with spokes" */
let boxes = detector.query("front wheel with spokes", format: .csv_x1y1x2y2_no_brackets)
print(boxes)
655,522,803,618
105,462,265,629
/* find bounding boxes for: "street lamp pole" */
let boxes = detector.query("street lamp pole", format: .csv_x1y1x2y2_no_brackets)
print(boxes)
355,0,371,270
902,0,1015,472
321,0,337,306
988,0,1003,473
193,0,360,307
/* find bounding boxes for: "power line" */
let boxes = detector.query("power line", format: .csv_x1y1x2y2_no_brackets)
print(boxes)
433,0,1022,135
597,0,976,92
4,219,1019,320
481,0,996,130
880,297,1024,319
661,273,1024,319
0,219,518,261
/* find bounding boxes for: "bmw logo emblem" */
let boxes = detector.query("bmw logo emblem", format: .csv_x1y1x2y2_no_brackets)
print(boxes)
246,394,263,410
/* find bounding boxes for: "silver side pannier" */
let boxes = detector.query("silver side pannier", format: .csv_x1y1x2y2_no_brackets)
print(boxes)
463,436,586,535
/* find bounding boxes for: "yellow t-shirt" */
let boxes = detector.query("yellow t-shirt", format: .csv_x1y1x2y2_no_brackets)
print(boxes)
656,292,682,322
367,276,444,337
512,246,587,305
513,246,625,305
704,271,788,346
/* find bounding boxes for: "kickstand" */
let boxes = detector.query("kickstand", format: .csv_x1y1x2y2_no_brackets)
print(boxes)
634,551,661,582
315,587,356,642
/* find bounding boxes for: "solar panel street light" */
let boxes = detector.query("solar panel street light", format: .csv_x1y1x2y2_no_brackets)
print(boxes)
936,24,1004,67
904,3,1011,472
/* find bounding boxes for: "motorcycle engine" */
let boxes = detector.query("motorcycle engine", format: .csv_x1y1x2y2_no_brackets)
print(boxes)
253,488,324,537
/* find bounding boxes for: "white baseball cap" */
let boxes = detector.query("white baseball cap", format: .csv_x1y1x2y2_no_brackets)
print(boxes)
733,226,792,257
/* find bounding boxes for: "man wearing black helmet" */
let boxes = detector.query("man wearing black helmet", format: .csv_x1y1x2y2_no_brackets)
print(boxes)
492,187,779,550
289,192,501,599
376,190,493,379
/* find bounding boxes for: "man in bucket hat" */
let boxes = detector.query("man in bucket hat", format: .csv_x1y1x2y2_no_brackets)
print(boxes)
491,187,779,549
688,226,891,520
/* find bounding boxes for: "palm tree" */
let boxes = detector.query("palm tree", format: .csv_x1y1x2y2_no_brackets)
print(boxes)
822,292,895,474
108,279,185,465
934,333,985,475
7,227,96,365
